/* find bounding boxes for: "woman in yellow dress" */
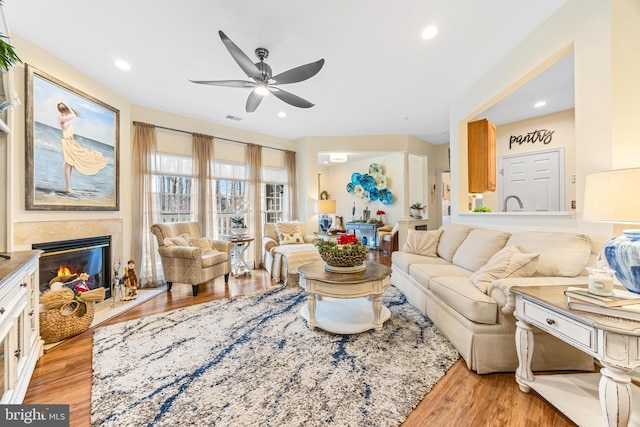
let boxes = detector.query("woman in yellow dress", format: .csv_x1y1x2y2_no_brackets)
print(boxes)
57,101,107,193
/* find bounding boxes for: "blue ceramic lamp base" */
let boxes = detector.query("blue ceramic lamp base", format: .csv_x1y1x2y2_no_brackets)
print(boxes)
604,230,640,294
318,215,332,233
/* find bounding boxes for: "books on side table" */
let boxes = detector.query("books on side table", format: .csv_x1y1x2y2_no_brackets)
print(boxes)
565,286,640,321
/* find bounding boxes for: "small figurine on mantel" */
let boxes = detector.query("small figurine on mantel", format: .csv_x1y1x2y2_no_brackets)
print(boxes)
122,259,138,301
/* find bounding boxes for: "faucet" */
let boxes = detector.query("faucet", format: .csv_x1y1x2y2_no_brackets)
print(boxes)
503,195,524,212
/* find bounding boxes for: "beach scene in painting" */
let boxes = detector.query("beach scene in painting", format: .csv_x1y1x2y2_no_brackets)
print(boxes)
31,74,117,208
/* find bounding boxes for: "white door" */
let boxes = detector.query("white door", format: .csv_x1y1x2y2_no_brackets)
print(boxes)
498,148,564,212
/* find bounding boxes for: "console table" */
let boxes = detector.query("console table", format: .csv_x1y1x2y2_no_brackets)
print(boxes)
512,285,640,427
345,222,382,249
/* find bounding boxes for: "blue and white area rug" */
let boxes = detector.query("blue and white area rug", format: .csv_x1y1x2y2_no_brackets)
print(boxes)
91,285,459,426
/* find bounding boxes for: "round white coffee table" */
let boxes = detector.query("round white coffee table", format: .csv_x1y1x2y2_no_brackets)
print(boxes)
297,261,391,334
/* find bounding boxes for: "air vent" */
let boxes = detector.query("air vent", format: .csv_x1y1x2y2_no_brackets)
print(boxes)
225,115,242,121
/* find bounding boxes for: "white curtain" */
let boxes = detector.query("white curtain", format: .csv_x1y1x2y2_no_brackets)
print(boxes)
193,133,217,237
132,122,159,287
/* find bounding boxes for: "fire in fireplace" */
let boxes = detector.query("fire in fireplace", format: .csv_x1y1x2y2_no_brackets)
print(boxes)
33,236,112,298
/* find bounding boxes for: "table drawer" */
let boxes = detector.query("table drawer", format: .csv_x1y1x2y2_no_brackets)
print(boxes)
521,298,595,352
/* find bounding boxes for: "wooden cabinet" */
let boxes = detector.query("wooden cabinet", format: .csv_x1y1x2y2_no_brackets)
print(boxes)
468,119,496,193
0,250,43,404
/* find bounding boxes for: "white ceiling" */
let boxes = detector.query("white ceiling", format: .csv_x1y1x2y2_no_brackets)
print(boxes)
4,0,570,145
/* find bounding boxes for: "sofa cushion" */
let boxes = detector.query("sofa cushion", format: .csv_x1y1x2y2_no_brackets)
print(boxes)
506,232,592,277
429,276,498,324
201,251,229,267
189,237,216,254
402,229,443,257
452,229,511,272
437,224,474,262
392,251,451,274
409,263,473,290
471,246,539,293
164,235,189,247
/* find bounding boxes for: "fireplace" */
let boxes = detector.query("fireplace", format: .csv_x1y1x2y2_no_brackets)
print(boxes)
33,236,112,298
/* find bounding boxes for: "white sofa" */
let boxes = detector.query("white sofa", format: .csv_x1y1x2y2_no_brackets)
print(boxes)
391,223,597,374
262,221,322,285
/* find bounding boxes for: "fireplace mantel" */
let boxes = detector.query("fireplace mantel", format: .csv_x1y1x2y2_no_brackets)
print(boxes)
13,219,123,259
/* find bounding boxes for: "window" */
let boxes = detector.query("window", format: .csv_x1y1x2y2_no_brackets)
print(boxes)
214,161,248,235
264,184,284,223
153,154,195,223
216,179,247,235
263,166,288,224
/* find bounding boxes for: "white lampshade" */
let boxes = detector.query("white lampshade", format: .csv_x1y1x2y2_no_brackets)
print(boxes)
318,200,336,214
583,168,640,224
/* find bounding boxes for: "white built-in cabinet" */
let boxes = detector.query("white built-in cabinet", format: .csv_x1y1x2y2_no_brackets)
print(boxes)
0,251,43,403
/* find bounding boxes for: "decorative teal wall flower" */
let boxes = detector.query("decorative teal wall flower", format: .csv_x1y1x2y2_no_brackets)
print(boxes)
346,163,393,205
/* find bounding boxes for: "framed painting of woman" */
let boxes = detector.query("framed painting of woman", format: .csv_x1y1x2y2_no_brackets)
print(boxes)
25,65,119,211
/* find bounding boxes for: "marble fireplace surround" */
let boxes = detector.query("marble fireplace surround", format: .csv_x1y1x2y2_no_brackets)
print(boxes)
13,218,124,262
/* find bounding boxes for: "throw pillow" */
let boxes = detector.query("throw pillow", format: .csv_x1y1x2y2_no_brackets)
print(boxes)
164,235,190,246
278,232,304,245
189,237,216,254
471,246,539,293
402,229,443,257
276,222,304,237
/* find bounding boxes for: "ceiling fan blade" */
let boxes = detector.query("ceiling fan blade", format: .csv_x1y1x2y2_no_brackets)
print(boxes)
269,87,314,108
246,90,264,113
272,59,325,85
219,31,263,80
189,79,256,88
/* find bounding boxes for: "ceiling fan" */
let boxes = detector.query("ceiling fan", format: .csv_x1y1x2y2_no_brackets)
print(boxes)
190,31,325,113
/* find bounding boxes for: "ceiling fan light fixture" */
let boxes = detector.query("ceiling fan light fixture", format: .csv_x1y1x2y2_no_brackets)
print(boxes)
329,153,348,163
255,85,269,96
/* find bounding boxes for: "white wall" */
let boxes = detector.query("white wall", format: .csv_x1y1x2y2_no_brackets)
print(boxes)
324,153,404,226
450,0,640,249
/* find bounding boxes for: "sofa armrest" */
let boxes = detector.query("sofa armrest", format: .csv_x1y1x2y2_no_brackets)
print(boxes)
209,239,232,254
263,236,278,252
158,245,203,260
304,235,319,244
489,276,589,315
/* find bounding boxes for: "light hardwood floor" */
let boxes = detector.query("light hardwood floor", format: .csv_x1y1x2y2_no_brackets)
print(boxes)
24,251,576,427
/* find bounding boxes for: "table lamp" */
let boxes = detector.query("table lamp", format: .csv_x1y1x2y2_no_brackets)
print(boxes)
318,200,336,233
583,168,640,294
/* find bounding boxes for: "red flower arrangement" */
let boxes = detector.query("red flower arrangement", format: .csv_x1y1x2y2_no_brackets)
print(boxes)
337,234,358,245
376,210,386,216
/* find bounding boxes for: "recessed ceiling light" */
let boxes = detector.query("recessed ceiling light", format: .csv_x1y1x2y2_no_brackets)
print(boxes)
114,60,131,71
534,101,547,108
421,25,439,40
278,111,287,118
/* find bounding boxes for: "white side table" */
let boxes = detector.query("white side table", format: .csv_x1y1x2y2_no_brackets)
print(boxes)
226,237,254,277
512,285,640,427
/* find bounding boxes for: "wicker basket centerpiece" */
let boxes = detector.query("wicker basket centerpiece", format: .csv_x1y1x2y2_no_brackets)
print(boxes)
315,234,369,273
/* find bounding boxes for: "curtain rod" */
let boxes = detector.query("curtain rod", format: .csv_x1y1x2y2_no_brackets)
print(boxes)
132,121,291,153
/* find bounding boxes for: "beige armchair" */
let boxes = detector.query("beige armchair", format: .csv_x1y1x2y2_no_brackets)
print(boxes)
150,221,232,296
378,223,399,254
262,221,321,285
